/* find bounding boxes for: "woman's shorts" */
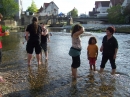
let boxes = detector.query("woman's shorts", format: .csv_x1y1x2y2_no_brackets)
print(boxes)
26,41,41,54
71,55,80,68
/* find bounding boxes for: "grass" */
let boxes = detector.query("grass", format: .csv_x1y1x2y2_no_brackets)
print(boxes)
115,27,130,33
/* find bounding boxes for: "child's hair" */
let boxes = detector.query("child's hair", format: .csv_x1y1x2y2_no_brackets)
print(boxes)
106,26,115,34
71,24,82,37
88,37,97,44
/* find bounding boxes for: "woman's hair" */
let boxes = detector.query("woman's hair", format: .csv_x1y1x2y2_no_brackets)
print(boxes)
32,17,38,33
106,26,115,34
71,24,82,37
88,37,97,44
0,13,3,19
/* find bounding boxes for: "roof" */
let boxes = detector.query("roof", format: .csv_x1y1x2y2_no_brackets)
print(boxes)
44,3,50,9
38,1,59,13
95,1,110,8
110,0,124,6
38,6,44,13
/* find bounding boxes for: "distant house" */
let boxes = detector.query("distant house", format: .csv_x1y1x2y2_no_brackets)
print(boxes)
94,1,110,17
95,1,110,13
109,0,124,7
38,1,59,16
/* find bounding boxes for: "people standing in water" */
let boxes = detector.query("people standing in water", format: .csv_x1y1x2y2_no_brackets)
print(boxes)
69,24,84,79
40,23,50,60
87,37,98,71
99,26,118,75
25,17,43,65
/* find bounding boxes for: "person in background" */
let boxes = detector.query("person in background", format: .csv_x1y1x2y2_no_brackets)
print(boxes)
40,23,50,60
87,37,98,71
70,24,84,79
0,13,6,82
99,26,118,75
25,17,43,65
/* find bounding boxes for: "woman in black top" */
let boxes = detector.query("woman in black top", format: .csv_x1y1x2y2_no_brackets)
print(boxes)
99,26,118,75
26,17,43,65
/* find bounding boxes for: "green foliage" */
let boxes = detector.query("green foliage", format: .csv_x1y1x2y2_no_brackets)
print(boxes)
68,8,78,18
0,0,19,19
1,25,10,32
27,0,38,13
107,4,125,24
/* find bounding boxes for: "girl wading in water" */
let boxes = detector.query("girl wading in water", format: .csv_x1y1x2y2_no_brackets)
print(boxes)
69,24,84,79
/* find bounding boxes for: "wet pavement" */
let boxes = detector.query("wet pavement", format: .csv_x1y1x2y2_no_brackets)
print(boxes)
0,28,130,97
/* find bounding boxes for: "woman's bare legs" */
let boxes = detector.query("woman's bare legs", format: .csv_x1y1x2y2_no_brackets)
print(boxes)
111,69,116,75
99,68,104,73
28,54,32,65
36,54,41,65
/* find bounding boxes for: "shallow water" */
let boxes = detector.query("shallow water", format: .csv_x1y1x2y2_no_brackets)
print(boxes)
0,29,130,97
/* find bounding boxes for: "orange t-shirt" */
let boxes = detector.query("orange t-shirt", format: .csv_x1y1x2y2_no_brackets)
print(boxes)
87,44,98,58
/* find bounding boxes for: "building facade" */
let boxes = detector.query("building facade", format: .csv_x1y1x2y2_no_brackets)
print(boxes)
15,0,23,20
38,1,59,16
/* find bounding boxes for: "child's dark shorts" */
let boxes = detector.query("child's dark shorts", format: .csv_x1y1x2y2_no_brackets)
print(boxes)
41,43,47,52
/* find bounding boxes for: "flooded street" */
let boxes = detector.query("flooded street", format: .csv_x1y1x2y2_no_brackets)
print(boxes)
0,28,130,97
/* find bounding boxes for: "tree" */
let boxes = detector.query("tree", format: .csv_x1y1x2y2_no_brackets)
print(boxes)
107,4,125,24
122,3,130,16
68,7,78,18
27,0,38,14
0,0,19,19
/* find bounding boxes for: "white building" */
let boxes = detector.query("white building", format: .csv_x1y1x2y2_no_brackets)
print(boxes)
39,1,59,16
95,1,110,17
95,1,110,13
15,0,23,20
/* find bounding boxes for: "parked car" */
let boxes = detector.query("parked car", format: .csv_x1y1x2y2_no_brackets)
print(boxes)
79,14,88,18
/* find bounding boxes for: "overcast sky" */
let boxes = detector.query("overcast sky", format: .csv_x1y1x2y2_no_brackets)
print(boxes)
22,0,109,15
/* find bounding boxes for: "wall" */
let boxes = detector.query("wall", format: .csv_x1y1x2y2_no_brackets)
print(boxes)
0,20,17,26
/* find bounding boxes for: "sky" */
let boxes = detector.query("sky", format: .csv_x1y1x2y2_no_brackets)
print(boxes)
22,0,109,15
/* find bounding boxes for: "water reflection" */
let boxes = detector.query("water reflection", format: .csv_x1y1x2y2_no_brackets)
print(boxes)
69,79,78,96
28,61,48,90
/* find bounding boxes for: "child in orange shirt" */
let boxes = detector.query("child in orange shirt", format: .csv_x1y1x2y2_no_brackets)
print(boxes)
87,37,98,71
